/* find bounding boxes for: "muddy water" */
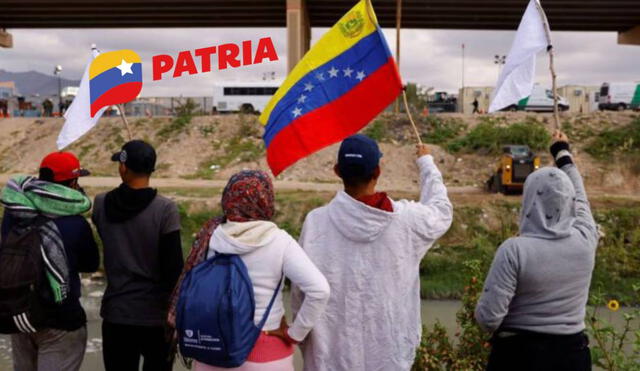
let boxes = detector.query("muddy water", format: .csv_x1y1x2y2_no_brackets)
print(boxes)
0,283,633,371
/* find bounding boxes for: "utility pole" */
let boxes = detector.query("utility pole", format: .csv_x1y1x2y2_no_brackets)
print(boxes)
394,0,402,113
54,65,63,115
461,43,465,89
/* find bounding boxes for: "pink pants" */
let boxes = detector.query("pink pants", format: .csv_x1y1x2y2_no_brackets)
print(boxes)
193,355,294,371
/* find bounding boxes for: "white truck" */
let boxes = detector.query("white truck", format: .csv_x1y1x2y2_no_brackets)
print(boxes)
504,84,570,112
212,81,282,114
598,82,640,111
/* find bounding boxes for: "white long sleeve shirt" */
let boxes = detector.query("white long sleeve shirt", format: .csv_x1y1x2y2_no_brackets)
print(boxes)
209,220,330,341
291,155,453,371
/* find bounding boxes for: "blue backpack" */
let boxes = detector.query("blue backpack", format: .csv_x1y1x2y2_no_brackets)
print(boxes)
176,252,282,368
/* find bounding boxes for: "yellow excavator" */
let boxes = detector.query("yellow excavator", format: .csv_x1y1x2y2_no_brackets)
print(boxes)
486,145,540,194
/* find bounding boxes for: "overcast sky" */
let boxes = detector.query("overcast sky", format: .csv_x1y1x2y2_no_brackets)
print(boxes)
1,27,639,96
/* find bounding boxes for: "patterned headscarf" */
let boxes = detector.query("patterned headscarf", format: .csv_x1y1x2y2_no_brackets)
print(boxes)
166,170,275,356
221,170,275,222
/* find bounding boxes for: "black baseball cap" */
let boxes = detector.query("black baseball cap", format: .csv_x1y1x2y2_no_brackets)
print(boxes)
337,134,383,177
111,140,156,174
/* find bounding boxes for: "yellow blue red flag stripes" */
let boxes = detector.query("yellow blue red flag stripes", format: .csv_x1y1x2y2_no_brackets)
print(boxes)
89,49,142,117
259,0,402,176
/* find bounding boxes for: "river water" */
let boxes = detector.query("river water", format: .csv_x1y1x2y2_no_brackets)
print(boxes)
0,282,633,370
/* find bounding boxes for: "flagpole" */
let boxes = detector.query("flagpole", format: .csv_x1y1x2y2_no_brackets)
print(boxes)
117,104,133,140
533,0,560,130
401,88,423,144
394,0,402,114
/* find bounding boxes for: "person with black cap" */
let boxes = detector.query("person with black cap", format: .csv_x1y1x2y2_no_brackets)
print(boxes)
1,152,99,371
92,140,184,371
290,134,453,371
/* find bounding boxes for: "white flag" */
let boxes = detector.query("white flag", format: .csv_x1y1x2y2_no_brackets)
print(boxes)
488,0,550,113
57,47,108,149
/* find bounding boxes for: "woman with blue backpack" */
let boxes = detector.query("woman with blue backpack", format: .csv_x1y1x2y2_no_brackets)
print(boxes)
168,170,330,371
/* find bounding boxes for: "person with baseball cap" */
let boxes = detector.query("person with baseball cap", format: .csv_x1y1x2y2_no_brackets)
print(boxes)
1,152,99,371
291,134,453,371
91,140,183,371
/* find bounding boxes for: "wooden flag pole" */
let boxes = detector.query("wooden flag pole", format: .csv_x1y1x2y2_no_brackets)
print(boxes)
402,89,423,145
534,0,560,130
117,104,133,140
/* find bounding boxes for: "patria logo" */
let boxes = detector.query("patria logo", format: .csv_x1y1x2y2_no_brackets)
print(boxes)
185,329,193,337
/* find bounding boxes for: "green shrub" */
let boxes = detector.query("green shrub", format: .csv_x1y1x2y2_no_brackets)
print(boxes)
419,116,467,145
585,117,640,159
413,260,490,370
591,208,640,304
448,117,550,154
364,119,389,142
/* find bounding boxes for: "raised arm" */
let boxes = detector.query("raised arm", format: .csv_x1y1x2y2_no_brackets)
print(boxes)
475,240,519,333
405,144,453,258
550,131,598,246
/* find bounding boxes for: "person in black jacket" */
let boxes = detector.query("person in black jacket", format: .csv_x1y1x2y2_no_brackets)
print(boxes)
92,140,183,371
2,152,99,371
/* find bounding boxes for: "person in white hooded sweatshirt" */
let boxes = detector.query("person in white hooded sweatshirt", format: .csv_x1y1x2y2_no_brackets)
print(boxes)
168,170,330,371
291,134,453,371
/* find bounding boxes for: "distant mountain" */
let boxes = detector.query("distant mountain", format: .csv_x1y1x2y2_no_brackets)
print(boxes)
0,69,80,97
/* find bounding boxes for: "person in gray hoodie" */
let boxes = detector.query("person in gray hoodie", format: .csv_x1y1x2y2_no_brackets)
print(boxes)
475,130,599,371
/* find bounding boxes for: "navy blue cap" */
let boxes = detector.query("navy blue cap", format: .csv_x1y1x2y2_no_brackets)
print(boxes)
337,134,383,177
111,140,156,174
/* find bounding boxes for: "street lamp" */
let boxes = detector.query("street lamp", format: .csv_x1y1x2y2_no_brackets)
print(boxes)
53,65,62,115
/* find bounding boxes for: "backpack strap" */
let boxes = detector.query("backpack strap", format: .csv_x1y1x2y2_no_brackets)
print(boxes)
257,272,284,329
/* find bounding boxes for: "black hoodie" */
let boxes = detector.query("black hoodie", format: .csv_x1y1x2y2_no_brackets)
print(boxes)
93,184,183,326
104,184,158,223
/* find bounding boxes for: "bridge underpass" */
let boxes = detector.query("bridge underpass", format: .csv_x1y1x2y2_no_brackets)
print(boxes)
1,0,639,70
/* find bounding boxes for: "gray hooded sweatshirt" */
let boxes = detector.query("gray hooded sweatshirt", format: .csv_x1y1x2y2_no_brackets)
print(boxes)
475,164,599,335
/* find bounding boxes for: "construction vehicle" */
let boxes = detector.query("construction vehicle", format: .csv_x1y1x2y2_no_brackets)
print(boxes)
486,145,540,194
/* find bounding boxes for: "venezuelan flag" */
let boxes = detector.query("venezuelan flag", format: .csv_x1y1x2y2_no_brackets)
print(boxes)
259,0,402,176
89,49,142,117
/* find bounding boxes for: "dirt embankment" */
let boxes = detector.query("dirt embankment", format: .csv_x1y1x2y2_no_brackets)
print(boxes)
0,111,637,196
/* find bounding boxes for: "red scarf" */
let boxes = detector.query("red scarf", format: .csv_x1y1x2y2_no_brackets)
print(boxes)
357,192,393,212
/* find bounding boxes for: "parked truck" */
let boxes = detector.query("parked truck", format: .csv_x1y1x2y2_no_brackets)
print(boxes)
598,82,640,111
503,84,570,112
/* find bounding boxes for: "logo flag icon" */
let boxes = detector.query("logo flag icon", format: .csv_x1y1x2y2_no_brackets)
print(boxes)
259,0,402,176
89,49,142,117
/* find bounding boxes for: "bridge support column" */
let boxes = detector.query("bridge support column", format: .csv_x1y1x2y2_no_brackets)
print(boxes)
287,0,310,72
618,26,640,45
0,29,13,48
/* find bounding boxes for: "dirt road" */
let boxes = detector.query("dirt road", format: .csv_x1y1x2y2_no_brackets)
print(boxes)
1,175,636,207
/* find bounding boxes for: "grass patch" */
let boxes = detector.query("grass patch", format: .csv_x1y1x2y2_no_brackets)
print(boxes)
363,119,389,142
419,116,467,145
157,115,192,140
584,117,640,159
447,116,551,154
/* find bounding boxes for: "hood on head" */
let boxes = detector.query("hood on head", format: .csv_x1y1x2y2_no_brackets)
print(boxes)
327,191,395,243
212,220,280,255
519,167,576,239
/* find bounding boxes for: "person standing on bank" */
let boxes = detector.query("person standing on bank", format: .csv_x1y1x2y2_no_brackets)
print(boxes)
475,130,599,371
167,170,330,371
292,134,453,371
92,140,184,371
1,152,99,371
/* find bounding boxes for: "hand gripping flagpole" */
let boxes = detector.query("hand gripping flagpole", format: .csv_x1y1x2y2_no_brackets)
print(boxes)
533,0,560,130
